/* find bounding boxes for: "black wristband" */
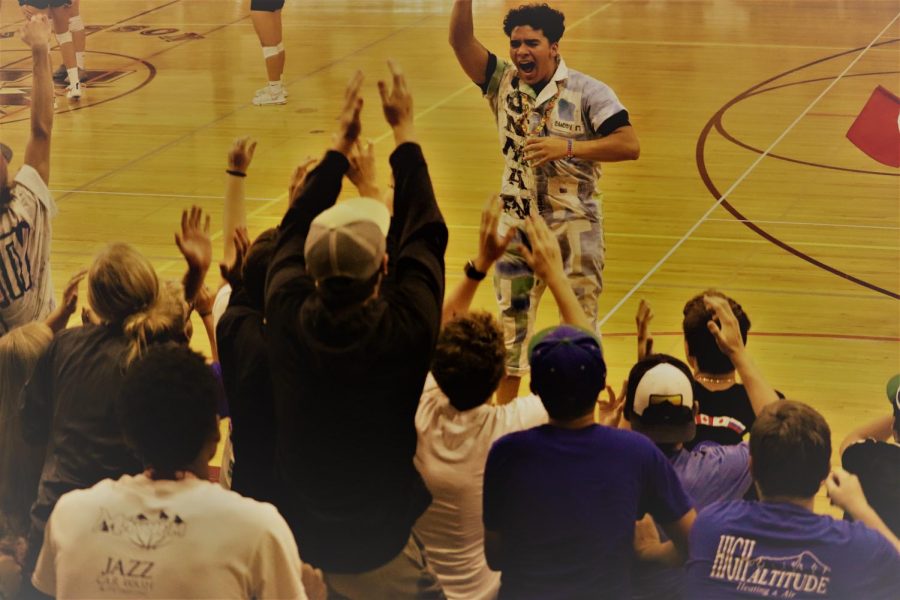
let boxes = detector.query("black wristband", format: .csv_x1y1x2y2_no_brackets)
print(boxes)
226,169,247,177
464,260,487,281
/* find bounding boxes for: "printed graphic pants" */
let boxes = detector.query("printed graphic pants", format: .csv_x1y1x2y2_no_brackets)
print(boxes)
494,216,604,375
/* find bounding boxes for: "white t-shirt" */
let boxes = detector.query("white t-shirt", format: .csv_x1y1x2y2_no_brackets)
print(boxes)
33,474,308,599
212,283,232,330
0,165,56,335
413,375,548,600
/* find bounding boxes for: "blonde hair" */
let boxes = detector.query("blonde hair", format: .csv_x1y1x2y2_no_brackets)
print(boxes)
0,321,53,534
0,322,53,409
87,244,185,366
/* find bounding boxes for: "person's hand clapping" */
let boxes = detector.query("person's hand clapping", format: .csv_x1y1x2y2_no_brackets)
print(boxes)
378,60,415,143
333,70,364,156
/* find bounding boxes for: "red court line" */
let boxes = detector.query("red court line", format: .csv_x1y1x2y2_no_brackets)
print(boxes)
695,38,900,300
601,331,899,343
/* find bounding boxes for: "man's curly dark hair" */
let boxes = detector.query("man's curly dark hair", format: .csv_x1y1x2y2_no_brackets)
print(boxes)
503,3,566,43
432,311,506,411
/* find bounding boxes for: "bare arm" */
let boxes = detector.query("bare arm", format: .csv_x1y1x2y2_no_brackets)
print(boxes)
658,509,696,566
573,126,640,162
827,467,900,553
840,415,896,454
524,126,641,168
449,0,490,85
43,269,86,333
521,214,591,331
704,295,779,415
442,195,514,323
192,285,218,362
21,15,54,184
221,137,255,275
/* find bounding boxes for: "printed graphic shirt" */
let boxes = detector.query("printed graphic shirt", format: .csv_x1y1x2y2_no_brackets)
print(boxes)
32,474,307,599
0,165,56,335
483,54,629,230
686,500,900,599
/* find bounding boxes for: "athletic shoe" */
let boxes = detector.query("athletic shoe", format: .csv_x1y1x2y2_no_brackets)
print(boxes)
55,67,88,85
255,85,289,98
66,82,83,100
252,88,286,106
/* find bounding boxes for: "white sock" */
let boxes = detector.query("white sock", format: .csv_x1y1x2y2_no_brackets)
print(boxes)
67,67,80,85
268,80,283,95
76,52,85,70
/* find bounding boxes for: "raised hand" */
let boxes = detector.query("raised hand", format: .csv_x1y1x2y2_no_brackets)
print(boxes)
826,467,869,516
474,195,515,272
596,381,626,428
60,269,87,314
301,563,327,600
228,136,257,174
288,156,317,203
378,60,415,142
333,70,364,155
520,214,564,283
44,269,88,332
703,294,744,358
175,205,213,275
636,299,654,360
19,14,52,49
347,139,380,199
219,227,251,288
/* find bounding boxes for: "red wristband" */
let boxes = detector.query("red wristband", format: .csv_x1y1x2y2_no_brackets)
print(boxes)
566,138,574,159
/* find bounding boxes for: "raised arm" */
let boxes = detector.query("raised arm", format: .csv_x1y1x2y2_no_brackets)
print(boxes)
442,195,514,323
521,214,591,332
21,14,54,184
175,205,213,305
449,0,491,85
840,414,896,454
827,467,900,554
704,295,779,415
221,137,256,274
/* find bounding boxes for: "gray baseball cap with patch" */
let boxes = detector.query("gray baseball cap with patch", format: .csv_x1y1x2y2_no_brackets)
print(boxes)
304,197,391,283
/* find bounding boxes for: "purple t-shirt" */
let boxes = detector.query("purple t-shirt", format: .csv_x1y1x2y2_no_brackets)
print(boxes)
687,501,900,599
483,424,692,599
633,442,752,600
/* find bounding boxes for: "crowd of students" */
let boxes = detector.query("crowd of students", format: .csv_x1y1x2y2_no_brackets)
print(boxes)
1,10,899,600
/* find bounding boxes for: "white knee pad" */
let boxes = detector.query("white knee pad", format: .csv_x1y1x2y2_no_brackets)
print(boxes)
56,30,73,45
68,16,84,32
262,44,283,59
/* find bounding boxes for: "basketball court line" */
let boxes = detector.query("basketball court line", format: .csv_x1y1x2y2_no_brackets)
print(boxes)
597,9,900,328
565,38,900,52
44,188,900,233
148,1,618,275
0,1,181,70
48,13,434,205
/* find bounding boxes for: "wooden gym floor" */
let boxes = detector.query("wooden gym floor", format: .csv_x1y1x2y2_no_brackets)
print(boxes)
1,1,898,507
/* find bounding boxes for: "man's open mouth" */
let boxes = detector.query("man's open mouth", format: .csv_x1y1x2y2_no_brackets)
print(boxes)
519,61,536,74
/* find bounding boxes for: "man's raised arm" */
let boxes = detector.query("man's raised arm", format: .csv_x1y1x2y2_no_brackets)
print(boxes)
22,14,54,185
450,0,490,85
